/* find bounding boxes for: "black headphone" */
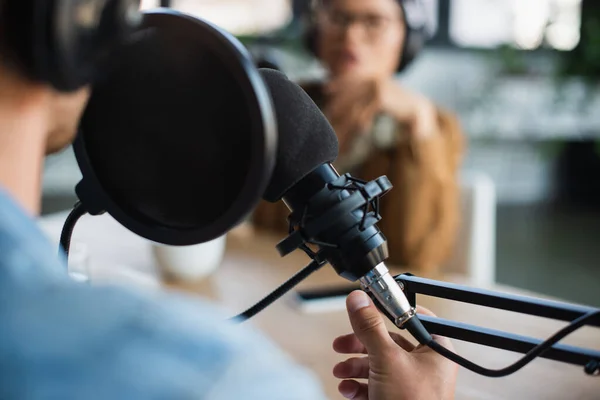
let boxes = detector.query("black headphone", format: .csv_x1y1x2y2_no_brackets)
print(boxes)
0,0,142,92
304,0,430,73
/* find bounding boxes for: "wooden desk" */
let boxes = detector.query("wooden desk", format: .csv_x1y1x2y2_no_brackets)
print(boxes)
39,213,599,400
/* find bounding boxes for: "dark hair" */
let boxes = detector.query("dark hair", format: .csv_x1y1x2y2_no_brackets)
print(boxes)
0,1,35,78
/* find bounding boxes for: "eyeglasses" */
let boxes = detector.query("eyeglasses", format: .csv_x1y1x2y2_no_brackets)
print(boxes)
319,8,401,40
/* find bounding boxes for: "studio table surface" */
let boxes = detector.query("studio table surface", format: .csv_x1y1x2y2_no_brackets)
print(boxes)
39,212,600,400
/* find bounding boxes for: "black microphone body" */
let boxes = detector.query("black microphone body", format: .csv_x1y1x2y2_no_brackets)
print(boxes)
281,163,388,282
275,161,428,340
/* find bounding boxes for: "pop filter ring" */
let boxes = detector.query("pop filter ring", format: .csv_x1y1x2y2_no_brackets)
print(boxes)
72,9,277,246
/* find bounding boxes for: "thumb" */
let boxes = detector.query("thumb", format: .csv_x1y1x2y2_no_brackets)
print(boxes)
346,291,395,355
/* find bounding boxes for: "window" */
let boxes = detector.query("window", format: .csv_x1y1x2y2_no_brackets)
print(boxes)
421,0,440,38
140,0,160,10
449,0,582,51
168,0,293,35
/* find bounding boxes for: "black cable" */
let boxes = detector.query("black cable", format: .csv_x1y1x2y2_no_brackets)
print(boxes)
426,310,600,377
232,259,325,321
57,198,600,377
59,202,88,259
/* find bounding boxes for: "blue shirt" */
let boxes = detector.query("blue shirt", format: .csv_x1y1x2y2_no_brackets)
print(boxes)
0,188,327,399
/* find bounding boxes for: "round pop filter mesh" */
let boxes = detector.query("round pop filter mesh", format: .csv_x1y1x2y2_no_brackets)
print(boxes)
79,13,258,231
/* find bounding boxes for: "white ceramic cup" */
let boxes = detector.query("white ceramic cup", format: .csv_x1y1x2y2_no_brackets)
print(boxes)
152,235,227,282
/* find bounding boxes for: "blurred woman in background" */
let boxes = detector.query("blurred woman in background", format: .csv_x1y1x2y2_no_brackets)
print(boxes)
253,0,465,275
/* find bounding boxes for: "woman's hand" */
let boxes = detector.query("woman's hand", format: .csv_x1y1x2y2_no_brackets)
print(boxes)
378,81,438,139
324,78,438,153
333,291,458,400
324,78,381,153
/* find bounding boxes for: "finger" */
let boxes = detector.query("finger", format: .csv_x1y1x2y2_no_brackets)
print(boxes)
389,332,416,352
334,331,415,353
338,380,369,400
416,305,437,317
346,291,396,355
333,333,367,355
333,357,370,379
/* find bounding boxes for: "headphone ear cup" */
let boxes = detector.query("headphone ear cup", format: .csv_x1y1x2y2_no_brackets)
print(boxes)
47,0,108,92
397,24,427,73
45,0,76,89
302,3,319,60
397,0,429,73
58,0,142,92
304,24,319,59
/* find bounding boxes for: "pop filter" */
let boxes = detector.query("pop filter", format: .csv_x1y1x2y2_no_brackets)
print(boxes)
72,8,277,246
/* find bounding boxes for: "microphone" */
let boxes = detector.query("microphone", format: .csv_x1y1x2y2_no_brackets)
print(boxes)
252,71,600,379
257,69,431,342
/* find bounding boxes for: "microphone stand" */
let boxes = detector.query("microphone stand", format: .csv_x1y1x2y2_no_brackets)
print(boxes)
300,274,600,375
396,274,600,373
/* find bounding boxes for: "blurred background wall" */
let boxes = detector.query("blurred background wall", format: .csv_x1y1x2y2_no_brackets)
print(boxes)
44,0,600,306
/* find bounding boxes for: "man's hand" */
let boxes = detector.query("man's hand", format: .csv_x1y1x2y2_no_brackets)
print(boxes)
333,291,458,400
